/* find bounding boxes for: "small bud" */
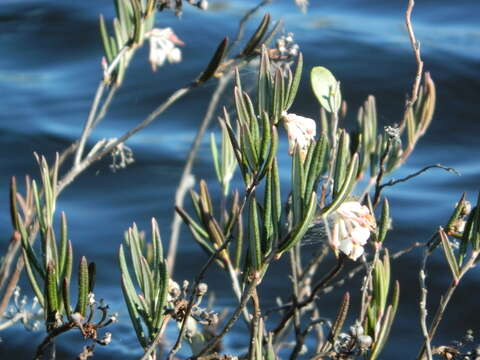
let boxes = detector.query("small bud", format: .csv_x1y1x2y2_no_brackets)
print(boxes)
101,332,112,345
197,283,208,296
110,313,118,323
88,292,95,306
197,0,208,10
357,334,373,349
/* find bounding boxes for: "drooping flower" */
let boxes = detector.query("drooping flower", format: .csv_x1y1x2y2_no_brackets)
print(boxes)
330,201,376,261
148,28,184,71
282,111,316,161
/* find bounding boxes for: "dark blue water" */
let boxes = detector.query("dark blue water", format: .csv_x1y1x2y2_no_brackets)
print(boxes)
1,0,479,358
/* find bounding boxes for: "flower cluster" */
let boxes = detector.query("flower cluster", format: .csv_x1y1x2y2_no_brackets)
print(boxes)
148,28,184,71
282,111,316,161
330,201,376,261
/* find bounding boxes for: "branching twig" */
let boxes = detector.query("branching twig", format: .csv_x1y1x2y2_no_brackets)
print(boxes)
58,85,192,193
373,164,459,207
272,255,345,337
74,46,128,166
417,249,479,359
34,323,75,360
191,279,259,359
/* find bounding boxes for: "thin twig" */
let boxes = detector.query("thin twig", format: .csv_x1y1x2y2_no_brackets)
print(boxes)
417,250,479,360
74,46,128,166
405,0,424,107
372,137,393,208
0,233,21,297
167,73,232,274
0,312,25,331
373,164,458,207
265,241,424,315
272,256,345,337
289,247,302,360
228,0,272,53
191,279,259,359
248,288,262,360
166,180,258,359
419,265,433,360
58,85,192,193
34,323,75,360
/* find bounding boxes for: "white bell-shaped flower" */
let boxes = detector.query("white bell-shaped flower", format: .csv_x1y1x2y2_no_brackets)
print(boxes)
282,111,316,161
330,201,376,261
148,28,184,71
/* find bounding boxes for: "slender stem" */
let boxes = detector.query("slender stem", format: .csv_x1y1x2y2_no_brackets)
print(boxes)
372,138,392,208
0,233,21,297
191,279,259,359
419,267,433,360
92,84,118,128
58,85,192,193
417,250,479,359
248,288,261,360
167,180,258,359
289,247,303,360
0,312,24,331
74,81,106,166
167,73,232,275
405,0,424,107
34,323,74,360
74,46,128,166
272,256,345,337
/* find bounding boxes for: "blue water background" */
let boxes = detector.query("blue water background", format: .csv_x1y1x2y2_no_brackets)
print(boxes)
1,0,479,358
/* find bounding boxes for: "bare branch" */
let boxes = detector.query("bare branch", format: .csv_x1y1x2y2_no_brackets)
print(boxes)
405,0,424,106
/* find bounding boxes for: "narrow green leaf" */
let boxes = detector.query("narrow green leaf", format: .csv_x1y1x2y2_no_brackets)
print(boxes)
88,262,96,293
121,275,148,348
277,192,317,256
258,46,272,117
22,248,44,308
99,15,113,63
62,278,73,322
285,53,303,110
75,256,89,317
153,257,168,332
377,198,390,243
258,125,278,179
64,241,73,283
9,177,20,231
439,228,460,282
304,134,328,199
139,256,154,312
333,130,350,197
196,38,228,84
321,153,359,216
241,14,270,57
210,133,222,184
248,196,262,270
59,212,68,277
19,220,45,279
46,262,59,315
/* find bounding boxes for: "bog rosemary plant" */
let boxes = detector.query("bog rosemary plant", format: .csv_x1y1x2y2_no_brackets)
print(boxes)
0,1,478,360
